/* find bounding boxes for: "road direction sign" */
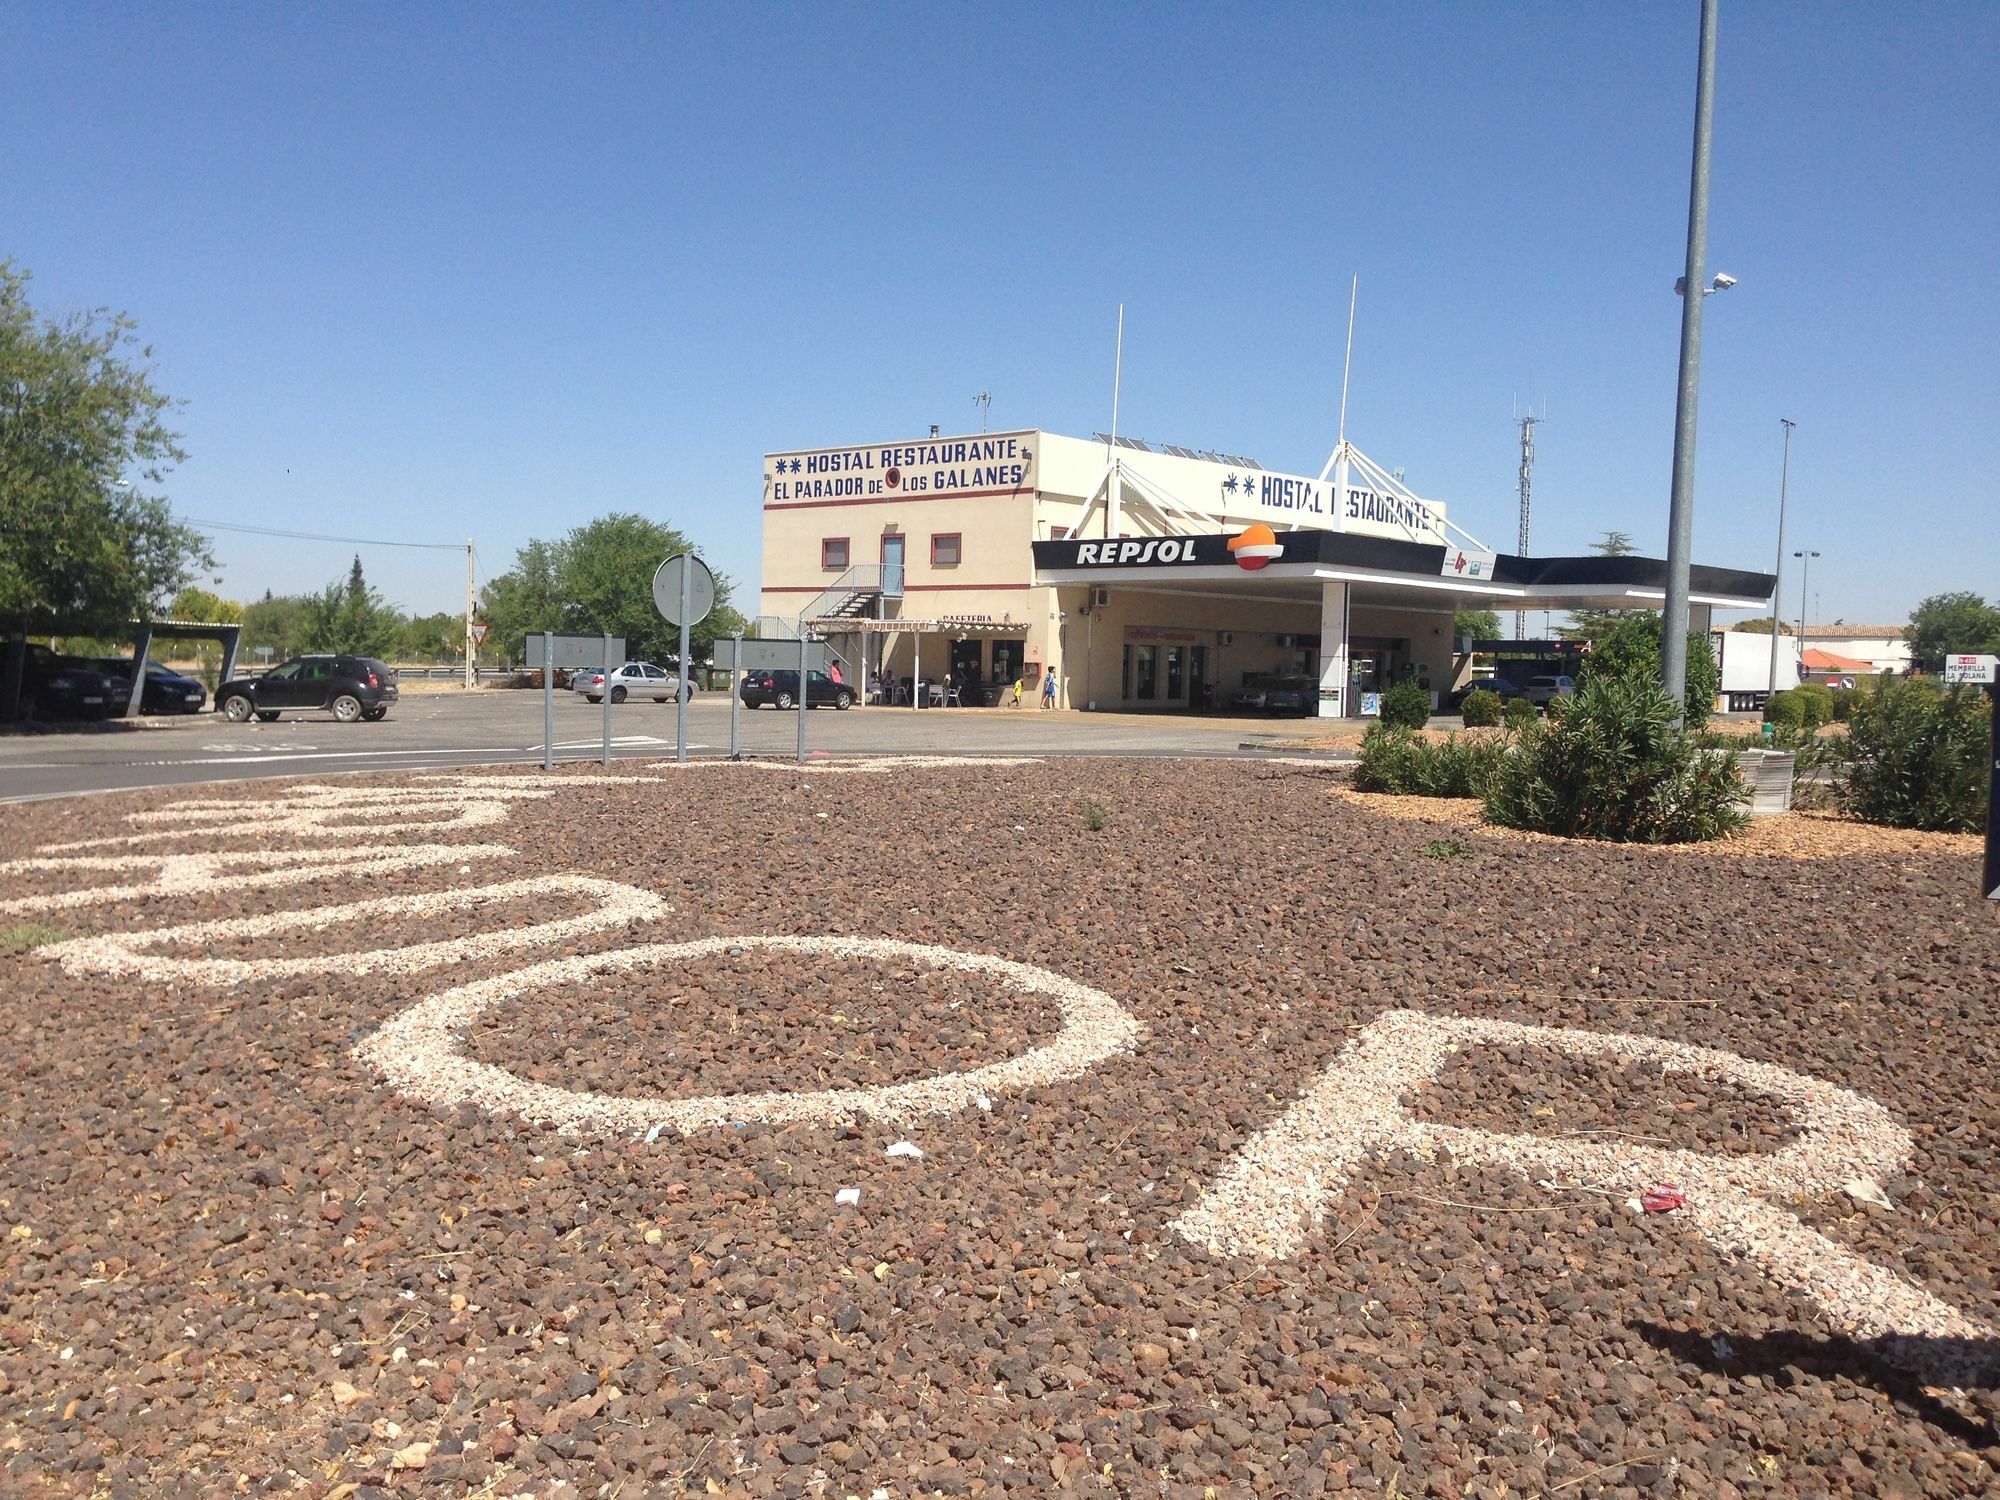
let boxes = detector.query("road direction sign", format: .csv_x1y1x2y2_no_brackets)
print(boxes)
711,637,827,674
1943,654,1998,685
653,554,715,628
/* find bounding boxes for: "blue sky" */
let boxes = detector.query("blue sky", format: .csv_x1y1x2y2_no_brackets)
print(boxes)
5,3,1995,629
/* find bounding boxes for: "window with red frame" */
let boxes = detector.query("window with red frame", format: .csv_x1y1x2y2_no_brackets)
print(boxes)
1050,526,1070,540
931,533,962,567
821,537,850,570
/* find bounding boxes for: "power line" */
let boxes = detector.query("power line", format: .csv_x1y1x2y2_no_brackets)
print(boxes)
183,517,466,551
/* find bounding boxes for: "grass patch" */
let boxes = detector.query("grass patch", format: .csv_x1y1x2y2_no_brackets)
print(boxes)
1,922,67,955
1420,839,1471,859
1077,797,1109,832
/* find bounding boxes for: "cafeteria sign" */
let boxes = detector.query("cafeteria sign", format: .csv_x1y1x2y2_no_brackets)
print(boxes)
767,431,1036,503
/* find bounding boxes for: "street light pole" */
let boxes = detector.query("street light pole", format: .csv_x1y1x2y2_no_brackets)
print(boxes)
1793,549,1820,670
1660,0,1721,713
1768,419,1795,693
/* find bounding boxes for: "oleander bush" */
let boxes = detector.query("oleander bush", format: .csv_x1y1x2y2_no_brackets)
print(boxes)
1483,674,1749,843
1459,688,1502,727
1378,679,1432,730
1577,612,1722,723
1355,725,1511,799
1830,677,1989,832
1501,697,1540,732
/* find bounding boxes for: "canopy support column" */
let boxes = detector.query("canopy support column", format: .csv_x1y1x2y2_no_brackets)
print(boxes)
1317,580,1350,719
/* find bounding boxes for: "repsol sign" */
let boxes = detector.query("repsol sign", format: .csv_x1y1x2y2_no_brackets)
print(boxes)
1040,535,1243,569
1074,537,1204,565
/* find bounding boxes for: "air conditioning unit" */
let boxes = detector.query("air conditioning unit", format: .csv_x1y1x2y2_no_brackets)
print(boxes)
1217,631,1234,646
1092,587,1112,608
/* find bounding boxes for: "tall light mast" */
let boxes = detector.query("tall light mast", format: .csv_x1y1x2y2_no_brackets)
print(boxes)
1514,410,1540,639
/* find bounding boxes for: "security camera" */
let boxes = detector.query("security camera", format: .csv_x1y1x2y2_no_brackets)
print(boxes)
1712,272,1737,289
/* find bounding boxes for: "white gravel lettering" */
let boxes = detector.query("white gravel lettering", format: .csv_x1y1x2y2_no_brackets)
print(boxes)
1173,1009,1997,1384
42,875,667,984
357,935,1142,1136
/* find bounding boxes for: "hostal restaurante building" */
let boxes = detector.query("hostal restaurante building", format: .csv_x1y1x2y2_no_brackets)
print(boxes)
759,427,1773,715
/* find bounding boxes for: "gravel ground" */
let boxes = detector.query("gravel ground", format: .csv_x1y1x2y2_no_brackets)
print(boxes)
1,757,1997,1497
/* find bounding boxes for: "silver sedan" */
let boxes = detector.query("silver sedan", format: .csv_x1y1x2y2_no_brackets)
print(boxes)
572,662,695,704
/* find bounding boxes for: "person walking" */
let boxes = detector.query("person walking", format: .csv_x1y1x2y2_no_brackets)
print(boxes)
1041,667,1057,709
1010,673,1024,708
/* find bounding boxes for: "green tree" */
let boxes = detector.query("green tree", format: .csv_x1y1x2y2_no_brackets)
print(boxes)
298,555,404,657
240,590,310,663
400,611,464,662
481,515,744,665
1558,531,1641,642
1728,616,1792,634
1576,611,1721,723
1904,592,2000,675
1453,608,1502,642
1,263,211,714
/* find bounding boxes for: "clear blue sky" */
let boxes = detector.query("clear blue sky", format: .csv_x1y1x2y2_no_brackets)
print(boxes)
5,2,1995,629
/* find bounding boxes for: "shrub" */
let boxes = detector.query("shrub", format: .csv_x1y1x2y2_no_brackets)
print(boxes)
1483,674,1749,843
1460,688,1502,727
1832,678,1990,832
1792,683,1836,728
1355,725,1510,799
1501,697,1540,732
1764,690,1804,729
1829,689,1857,722
1378,679,1431,730
1578,612,1721,722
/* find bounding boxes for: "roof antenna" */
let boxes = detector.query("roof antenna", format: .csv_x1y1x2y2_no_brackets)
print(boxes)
973,388,991,432
1336,274,1358,451
1108,304,1125,454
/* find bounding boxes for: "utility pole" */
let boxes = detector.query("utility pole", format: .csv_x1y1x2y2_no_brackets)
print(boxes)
1514,409,1540,639
464,540,476,690
1661,0,1721,712
1767,419,1794,693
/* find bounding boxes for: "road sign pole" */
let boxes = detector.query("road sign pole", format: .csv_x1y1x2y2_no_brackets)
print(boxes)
1987,685,1999,901
543,630,555,771
729,631,743,760
676,562,691,765
797,630,809,764
602,631,613,768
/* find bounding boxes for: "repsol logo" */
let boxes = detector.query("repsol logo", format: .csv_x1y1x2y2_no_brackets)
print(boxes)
1073,538,1203,565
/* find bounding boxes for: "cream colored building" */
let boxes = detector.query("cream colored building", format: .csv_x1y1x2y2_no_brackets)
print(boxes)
761,427,1775,715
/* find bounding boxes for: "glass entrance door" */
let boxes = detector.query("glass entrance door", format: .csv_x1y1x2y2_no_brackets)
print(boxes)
880,534,905,597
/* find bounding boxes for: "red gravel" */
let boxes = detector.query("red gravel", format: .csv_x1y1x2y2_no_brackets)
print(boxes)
1,758,1996,1496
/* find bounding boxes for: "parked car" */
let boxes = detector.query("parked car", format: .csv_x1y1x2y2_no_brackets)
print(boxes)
8,643,124,720
572,661,696,704
94,657,207,714
1450,676,1525,709
1230,673,1283,711
739,668,854,710
215,654,398,722
1521,674,1576,707
1261,675,1317,716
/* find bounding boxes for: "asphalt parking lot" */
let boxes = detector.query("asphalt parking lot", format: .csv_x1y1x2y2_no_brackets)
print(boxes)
0,690,1327,802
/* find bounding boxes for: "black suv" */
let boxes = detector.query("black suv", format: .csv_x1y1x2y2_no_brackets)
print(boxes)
216,655,398,723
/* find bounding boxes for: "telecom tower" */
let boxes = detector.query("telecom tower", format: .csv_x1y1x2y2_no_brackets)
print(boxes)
1514,409,1541,639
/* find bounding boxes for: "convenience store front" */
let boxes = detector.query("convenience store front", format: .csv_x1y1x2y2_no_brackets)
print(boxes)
1031,529,1774,716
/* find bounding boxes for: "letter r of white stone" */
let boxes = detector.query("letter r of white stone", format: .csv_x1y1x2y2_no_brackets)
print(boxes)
1171,1010,1995,1382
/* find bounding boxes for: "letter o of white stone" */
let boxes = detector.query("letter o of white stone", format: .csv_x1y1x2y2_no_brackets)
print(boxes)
357,935,1143,1137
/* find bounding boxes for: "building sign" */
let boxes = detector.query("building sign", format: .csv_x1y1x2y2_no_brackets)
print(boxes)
1440,546,1497,580
767,431,1036,503
1217,468,1448,543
